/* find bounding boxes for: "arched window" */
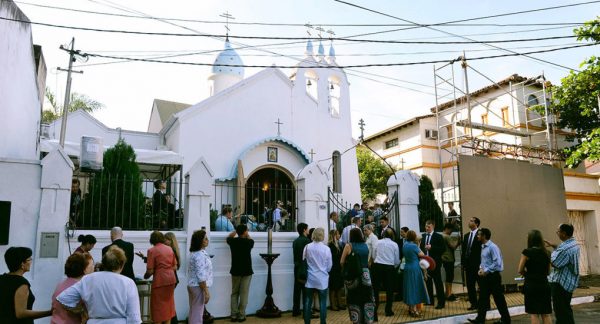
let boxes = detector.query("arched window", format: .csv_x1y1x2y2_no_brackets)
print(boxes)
527,94,539,107
332,151,342,193
328,77,340,117
305,71,318,101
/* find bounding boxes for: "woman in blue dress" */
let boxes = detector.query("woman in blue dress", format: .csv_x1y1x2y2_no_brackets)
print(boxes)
402,230,430,317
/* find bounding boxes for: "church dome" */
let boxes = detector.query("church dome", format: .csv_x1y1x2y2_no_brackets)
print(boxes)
211,39,244,78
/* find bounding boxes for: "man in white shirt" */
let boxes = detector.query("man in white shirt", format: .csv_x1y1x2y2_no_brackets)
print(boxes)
372,228,400,318
341,216,361,245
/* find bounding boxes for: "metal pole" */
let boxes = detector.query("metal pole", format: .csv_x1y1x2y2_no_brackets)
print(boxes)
461,54,473,146
59,38,75,147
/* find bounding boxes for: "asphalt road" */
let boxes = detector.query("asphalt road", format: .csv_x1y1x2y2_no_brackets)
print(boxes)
510,301,600,323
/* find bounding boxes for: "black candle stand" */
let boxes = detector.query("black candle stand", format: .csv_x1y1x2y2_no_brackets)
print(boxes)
256,253,282,318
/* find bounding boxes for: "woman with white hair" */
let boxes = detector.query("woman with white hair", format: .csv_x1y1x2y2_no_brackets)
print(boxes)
402,230,429,317
303,228,332,324
57,246,141,323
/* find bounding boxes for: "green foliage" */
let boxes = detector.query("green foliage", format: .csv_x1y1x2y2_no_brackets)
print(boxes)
42,87,104,123
417,175,444,232
356,146,393,201
565,128,600,168
550,18,600,167
81,139,147,229
576,16,600,42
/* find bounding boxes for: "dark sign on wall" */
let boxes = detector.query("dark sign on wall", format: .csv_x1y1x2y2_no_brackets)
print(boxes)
0,201,11,245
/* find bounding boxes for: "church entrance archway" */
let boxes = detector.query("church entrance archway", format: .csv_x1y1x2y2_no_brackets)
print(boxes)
245,166,296,231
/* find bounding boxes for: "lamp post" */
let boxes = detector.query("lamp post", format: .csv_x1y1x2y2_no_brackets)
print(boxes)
256,227,281,318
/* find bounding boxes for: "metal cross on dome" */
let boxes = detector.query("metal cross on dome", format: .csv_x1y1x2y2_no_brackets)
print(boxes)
309,149,316,162
304,23,313,37
219,11,235,36
315,26,325,39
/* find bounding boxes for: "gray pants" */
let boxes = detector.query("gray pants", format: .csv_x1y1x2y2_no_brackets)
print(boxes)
231,275,252,319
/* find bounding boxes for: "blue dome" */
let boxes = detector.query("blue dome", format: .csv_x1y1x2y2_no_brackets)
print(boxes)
211,40,244,77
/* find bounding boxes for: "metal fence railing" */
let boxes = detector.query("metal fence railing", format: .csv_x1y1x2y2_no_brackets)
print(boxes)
70,172,186,230
211,182,298,232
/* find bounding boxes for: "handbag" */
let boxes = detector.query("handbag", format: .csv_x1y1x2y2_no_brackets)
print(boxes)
342,244,363,281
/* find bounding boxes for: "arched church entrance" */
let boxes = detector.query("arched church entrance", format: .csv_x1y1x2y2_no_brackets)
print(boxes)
245,166,296,231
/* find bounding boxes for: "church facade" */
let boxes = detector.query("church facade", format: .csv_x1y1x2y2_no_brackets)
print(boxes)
39,38,361,318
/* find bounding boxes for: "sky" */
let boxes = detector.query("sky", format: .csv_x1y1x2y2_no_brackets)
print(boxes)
12,0,600,138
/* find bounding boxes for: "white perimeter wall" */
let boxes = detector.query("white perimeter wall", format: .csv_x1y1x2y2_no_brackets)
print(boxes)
0,3,41,160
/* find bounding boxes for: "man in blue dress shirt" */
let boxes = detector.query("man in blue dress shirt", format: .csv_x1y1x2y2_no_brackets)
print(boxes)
468,228,511,324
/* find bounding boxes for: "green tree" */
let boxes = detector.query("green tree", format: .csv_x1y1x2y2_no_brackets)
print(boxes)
417,175,444,232
550,18,600,167
356,145,393,201
81,139,146,229
42,88,104,123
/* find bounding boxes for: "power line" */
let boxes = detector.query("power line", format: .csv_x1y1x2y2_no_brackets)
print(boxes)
0,16,580,44
14,0,593,28
80,42,584,57
333,0,588,71
77,43,597,68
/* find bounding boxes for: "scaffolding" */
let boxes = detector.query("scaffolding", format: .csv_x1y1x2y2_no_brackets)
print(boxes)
432,55,559,227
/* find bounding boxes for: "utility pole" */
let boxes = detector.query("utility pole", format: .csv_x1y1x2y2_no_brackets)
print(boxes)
58,38,85,147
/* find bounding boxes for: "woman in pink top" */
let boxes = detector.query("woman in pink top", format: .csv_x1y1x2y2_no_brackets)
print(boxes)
144,231,177,324
51,253,94,324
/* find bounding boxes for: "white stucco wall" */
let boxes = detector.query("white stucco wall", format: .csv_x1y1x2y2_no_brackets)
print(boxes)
0,3,41,161
0,160,42,268
48,110,161,150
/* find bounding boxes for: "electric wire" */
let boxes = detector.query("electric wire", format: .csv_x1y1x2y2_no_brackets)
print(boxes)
0,16,581,44
333,0,589,71
77,43,597,69
14,0,594,27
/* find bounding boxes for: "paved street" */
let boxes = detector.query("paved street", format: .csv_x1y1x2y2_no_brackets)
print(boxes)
510,301,600,324
209,286,600,323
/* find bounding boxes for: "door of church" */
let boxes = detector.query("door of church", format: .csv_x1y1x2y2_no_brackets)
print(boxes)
244,167,296,231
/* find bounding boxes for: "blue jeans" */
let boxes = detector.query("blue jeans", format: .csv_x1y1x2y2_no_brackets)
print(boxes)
304,287,328,324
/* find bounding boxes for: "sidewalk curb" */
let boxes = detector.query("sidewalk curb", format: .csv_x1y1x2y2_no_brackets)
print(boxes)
412,295,597,324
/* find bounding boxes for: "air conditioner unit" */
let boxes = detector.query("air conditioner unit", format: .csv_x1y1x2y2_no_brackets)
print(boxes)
425,129,438,140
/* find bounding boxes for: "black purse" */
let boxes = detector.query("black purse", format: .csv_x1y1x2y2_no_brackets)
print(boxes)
342,244,362,281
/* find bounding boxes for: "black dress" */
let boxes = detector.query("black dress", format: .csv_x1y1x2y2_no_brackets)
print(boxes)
0,274,35,324
328,242,343,290
522,247,552,314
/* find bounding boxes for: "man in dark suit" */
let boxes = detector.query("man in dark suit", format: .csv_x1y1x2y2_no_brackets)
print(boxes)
102,226,135,280
421,220,445,309
461,217,482,310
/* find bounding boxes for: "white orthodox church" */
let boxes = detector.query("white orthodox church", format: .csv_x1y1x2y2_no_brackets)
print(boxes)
0,3,360,316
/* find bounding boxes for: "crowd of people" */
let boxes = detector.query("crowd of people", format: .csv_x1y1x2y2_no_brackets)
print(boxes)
213,203,291,233
0,211,582,324
312,208,581,324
